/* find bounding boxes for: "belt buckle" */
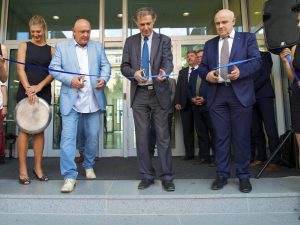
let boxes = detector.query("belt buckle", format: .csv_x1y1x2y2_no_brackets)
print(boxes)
224,81,230,86
147,85,154,90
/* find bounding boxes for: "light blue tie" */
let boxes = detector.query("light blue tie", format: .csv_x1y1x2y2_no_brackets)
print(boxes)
141,36,149,78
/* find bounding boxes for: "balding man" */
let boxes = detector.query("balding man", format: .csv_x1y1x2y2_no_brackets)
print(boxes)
50,18,111,193
199,9,260,193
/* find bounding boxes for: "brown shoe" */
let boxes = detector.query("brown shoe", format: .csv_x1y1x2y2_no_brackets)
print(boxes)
250,160,264,167
265,163,281,172
76,155,84,163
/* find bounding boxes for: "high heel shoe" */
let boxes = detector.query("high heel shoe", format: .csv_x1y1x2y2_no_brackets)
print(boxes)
19,177,30,185
33,170,49,181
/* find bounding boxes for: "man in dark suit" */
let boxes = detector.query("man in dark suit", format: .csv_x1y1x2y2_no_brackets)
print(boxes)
121,7,175,191
188,50,215,164
251,51,280,171
198,9,261,193
174,51,199,160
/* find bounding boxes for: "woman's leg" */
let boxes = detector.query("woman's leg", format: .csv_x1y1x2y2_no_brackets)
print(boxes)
17,130,29,179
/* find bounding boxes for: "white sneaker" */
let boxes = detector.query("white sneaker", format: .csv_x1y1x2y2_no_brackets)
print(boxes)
86,168,96,179
61,179,76,193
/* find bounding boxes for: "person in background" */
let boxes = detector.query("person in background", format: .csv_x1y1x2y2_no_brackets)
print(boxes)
188,50,215,164
16,15,54,185
175,50,199,160
251,51,280,171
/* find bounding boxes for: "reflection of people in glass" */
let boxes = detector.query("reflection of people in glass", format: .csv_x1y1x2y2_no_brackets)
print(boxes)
280,4,300,163
16,15,54,185
50,18,111,193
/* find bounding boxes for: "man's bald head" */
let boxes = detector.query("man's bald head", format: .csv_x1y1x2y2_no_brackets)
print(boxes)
214,9,236,38
72,18,91,47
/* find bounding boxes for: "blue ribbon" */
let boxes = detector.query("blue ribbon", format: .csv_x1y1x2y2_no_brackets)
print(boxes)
3,57,104,77
286,54,300,82
212,57,260,71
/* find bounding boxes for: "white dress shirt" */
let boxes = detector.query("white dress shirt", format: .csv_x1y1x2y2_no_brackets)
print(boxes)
188,65,198,82
73,41,100,113
218,29,235,83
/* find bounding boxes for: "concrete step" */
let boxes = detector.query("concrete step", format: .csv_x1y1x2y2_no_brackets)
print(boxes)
0,178,299,224
1,213,300,225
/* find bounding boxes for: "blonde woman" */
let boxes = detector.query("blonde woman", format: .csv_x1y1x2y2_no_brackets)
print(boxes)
16,15,54,184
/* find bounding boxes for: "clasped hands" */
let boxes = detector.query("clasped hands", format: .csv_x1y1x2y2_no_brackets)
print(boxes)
134,69,167,83
25,84,42,104
206,65,240,83
191,96,205,106
71,76,106,90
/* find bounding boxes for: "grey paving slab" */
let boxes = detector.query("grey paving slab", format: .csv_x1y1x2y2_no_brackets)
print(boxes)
179,213,300,225
0,214,180,225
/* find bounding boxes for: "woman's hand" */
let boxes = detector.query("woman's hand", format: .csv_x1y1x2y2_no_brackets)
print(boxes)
280,48,291,63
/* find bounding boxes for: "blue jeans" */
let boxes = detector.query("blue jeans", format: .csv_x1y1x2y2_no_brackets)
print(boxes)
60,109,101,179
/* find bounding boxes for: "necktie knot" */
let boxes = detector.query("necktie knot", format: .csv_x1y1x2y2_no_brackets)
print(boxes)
191,67,195,71
144,36,148,42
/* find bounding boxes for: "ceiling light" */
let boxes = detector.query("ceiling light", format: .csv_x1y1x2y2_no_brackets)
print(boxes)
52,15,60,20
117,13,123,18
254,11,261,15
183,12,190,17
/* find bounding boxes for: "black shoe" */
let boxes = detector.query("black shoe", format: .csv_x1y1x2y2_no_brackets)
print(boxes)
162,180,175,192
211,176,227,190
239,178,252,193
33,170,49,181
0,156,5,164
183,156,194,161
138,179,154,190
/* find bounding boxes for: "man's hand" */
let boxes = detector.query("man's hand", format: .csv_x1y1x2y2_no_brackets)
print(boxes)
280,48,291,63
0,54,5,68
227,65,240,80
71,76,85,89
206,70,219,83
156,69,167,82
1,106,7,117
134,69,147,83
95,78,106,89
191,96,205,106
175,104,182,110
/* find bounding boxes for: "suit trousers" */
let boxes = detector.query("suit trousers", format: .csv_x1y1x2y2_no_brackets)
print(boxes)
179,105,195,157
209,85,252,179
132,88,173,181
60,109,101,179
251,98,279,163
193,109,215,160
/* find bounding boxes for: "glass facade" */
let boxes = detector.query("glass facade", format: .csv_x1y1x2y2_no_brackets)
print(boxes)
105,0,122,38
1,0,287,157
128,0,223,36
248,0,266,32
7,0,100,40
228,0,243,31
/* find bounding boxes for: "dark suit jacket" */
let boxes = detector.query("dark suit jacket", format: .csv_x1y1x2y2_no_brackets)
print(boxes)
187,69,208,111
174,67,190,109
198,32,261,108
253,51,275,99
121,32,174,109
